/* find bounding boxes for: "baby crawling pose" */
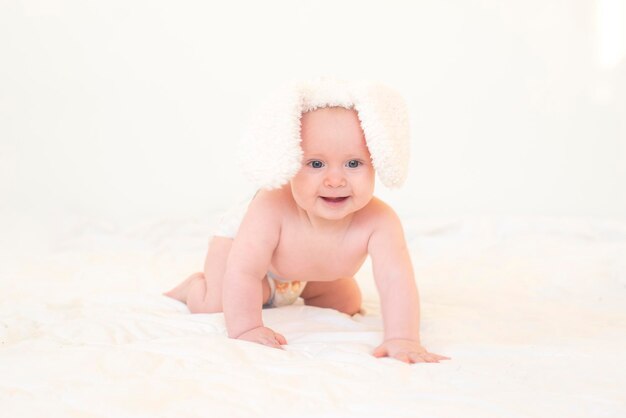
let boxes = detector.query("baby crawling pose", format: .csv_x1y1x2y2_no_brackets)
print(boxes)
165,79,449,364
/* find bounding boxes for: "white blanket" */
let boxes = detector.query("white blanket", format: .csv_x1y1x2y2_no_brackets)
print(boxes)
1,215,625,417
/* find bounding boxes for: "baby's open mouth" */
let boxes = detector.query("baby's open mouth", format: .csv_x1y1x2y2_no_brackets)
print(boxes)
321,196,349,203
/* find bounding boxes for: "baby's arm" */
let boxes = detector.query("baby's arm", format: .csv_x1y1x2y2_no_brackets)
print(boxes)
368,203,450,363
222,192,284,347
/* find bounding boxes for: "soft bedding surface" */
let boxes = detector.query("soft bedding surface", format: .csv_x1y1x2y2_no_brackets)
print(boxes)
1,215,625,418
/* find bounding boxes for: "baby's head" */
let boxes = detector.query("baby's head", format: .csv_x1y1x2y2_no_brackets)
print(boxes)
239,77,410,192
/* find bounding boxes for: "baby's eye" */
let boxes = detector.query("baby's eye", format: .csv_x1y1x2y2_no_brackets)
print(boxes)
347,160,361,168
308,160,324,169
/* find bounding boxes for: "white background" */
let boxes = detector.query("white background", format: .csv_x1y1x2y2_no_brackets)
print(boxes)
2,0,625,237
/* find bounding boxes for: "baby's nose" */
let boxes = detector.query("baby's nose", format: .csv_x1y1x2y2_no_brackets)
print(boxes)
324,168,347,187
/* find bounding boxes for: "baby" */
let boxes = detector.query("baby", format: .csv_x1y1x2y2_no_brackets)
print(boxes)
165,78,449,364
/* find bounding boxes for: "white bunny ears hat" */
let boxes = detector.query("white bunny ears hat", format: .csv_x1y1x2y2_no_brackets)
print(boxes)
238,77,410,190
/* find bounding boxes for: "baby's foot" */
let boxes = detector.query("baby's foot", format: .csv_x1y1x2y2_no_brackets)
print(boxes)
163,272,204,303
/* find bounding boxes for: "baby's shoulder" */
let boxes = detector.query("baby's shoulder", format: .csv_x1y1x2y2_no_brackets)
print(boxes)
353,197,401,232
235,188,291,239
247,186,294,217
360,196,399,221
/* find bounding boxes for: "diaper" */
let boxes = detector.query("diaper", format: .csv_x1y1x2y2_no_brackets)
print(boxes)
263,271,307,309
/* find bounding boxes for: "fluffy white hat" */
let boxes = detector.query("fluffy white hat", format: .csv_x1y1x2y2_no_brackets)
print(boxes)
239,77,410,190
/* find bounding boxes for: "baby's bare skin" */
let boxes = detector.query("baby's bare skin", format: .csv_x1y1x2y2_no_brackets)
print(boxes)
267,184,371,284
165,107,450,364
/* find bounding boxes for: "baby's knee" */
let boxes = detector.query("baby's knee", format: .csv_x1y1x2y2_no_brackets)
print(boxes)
187,274,222,314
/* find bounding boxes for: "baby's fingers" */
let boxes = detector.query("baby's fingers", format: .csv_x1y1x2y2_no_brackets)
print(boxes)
419,352,441,363
274,332,287,345
430,353,450,360
372,345,388,358
430,352,451,361
262,332,286,348
258,335,284,350
395,352,415,363
412,352,451,363
407,352,426,363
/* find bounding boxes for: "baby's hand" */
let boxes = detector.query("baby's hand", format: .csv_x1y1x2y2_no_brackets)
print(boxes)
373,339,451,364
236,326,287,350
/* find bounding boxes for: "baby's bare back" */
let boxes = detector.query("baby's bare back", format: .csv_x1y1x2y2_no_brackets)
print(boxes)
266,188,380,283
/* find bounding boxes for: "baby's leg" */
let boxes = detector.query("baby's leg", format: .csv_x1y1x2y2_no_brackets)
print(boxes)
164,236,271,313
300,277,362,316
184,236,233,313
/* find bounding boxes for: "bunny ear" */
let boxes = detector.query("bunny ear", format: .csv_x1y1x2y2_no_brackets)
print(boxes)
353,81,410,189
237,81,304,190
238,77,411,190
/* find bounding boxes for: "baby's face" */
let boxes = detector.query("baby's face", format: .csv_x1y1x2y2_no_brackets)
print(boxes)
290,107,375,221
